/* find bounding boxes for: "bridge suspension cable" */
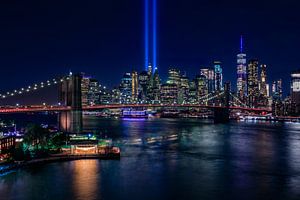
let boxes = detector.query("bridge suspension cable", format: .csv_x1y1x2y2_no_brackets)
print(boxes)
0,76,69,100
229,93,247,107
198,91,225,103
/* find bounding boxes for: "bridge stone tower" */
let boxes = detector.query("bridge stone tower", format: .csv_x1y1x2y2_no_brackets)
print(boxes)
58,74,83,133
214,82,230,123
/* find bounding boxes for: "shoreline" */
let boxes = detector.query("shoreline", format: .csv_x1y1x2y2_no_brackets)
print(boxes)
0,153,120,175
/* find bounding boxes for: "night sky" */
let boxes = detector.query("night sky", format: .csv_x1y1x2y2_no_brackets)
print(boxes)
0,0,300,98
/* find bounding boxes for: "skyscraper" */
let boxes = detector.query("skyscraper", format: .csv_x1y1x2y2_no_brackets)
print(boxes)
195,75,208,103
151,68,161,103
167,68,181,86
178,74,189,104
260,64,267,97
247,59,259,107
276,79,283,100
81,76,90,106
160,83,178,104
200,68,215,93
119,73,132,104
291,70,300,114
87,78,100,105
138,71,150,102
81,75,100,106
131,71,138,103
214,61,223,91
236,36,247,100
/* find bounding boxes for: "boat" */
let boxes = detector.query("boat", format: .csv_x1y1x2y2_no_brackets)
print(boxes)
121,110,149,118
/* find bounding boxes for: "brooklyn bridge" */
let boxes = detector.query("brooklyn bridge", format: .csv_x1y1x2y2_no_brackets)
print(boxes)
0,73,272,133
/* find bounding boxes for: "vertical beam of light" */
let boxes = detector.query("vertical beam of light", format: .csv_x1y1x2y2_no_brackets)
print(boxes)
144,0,149,71
152,0,157,71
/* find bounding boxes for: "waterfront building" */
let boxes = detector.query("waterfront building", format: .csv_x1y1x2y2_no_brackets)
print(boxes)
236,36,247,100
247,59,259,107
160,83,178,104
272,100,284,116
291,70,300,114
119,73,132,104
214,61,223,91
0,136,15,155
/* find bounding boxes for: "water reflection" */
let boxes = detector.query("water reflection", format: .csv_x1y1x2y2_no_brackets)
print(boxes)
1,118,300,200
72,160,100,200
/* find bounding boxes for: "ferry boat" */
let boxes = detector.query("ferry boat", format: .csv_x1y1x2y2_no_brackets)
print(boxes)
121,110,148,118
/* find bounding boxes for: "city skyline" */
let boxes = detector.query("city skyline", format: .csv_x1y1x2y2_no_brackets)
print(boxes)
0,0,299,95
2,2,300,199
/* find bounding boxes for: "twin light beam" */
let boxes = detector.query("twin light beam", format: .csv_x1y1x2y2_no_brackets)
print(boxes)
144,0,157,72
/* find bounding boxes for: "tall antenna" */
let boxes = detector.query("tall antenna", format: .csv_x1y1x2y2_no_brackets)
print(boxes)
240,35,243,53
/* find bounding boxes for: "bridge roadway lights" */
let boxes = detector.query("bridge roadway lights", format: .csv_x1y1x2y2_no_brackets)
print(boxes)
214,107,230,124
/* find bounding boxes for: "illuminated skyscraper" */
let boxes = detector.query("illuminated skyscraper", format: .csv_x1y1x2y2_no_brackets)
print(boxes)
81,76,90,106
266,84,270,97
138,71,150,102
81,75,100,106
151,68,161,103
131,71,138,103
178,74,189,104
291,70,300,114
272,81,276,96
276,79,283,100
236,36,247,100
87,79,100,105
119,73,132,104
195,75,208,103
247,59,259,107
214,61,223,91
167,68,181,86
160,83,178,104
260,64,267,97
200,68,215,93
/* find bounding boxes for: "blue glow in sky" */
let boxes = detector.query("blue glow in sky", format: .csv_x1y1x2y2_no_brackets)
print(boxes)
152,0,157,71
144,0,149,71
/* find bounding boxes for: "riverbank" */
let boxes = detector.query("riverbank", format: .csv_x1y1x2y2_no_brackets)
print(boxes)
0,153,120,175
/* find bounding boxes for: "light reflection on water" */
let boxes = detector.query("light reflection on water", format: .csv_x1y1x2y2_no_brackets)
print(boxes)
1,117,300,199
72,160,100,200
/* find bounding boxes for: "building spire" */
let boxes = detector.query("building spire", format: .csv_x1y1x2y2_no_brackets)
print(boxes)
240,35,243,53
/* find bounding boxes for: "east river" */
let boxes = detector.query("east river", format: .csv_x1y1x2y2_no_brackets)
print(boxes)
1,115,300,200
